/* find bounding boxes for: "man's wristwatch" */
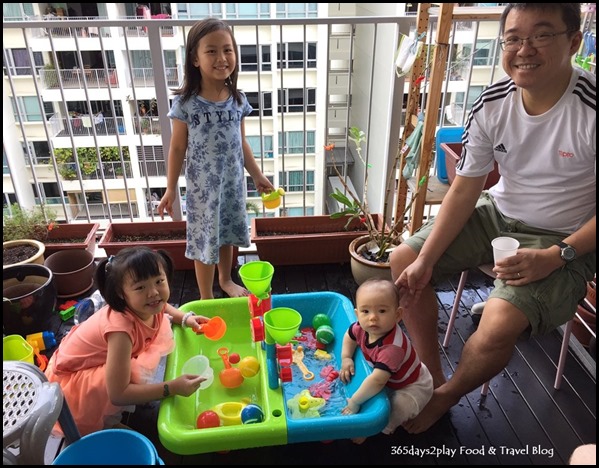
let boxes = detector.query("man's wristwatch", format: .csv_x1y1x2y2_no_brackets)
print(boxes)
557,241,576,263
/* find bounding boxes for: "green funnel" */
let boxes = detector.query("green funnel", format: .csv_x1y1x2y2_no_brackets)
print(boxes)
263,307,302,345
239,261,274,299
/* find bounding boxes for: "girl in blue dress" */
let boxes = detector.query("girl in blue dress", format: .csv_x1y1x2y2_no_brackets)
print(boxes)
158,18,274,299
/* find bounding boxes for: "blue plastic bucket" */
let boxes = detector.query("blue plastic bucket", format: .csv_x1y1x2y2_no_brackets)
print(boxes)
52,429,163,465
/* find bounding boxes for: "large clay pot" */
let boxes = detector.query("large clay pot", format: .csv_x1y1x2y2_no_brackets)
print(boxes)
349,235,394,285
3,264,57,337
44,249,95,298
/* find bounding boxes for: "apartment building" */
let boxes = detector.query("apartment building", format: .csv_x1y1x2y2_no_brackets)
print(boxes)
3,3,511,228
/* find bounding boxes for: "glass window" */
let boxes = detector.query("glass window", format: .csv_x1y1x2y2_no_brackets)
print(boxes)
3,49,42,76
11,96,43,122
278,88,316,113
240,45,271,72
246,92,273,117
247,135,273,158
473,39,496,66
279,170,315,192
278,131,315,154
226,4,270,18
276,3,318,18
277,42,317,69
182,3,222,19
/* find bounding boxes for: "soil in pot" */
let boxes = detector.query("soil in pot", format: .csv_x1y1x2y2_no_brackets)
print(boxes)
349,235,395,285
3,240,45,268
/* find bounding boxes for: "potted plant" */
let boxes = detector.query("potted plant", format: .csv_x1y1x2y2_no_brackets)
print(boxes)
100,203,263,270
3,204,55,268
328,127,426,284
3,203,99,259
99,220,192,270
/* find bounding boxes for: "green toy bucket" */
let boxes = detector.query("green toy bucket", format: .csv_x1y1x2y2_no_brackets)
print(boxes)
263,307,302,345
3,335,34,364
238,261,274,299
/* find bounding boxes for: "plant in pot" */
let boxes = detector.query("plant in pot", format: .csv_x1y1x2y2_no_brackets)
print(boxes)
3,204,56,268
328,126,426,285
3,203,99,260
99,201,255,271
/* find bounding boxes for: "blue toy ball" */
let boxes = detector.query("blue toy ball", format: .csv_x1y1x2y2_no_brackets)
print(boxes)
241,404,264,424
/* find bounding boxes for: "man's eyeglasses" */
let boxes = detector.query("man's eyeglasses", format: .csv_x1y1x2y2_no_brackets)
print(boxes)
500,30,571,52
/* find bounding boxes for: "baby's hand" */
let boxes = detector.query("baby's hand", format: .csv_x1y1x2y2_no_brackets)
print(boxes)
341,398,360,415
340,357,355,384
173,374,206,397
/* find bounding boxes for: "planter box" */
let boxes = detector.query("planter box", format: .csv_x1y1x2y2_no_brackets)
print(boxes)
251,214,383,266
99,221,192,270
441,142,500,189
44,222,100,257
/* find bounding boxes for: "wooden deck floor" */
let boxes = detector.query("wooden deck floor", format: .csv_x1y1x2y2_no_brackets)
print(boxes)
120,255,596,465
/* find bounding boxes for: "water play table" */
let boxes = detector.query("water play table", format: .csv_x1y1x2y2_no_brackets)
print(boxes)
158,291,389,455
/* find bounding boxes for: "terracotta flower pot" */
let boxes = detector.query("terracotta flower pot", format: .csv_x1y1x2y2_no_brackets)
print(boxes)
44,222,99,257
348,234,394,285
251,215,383,266
44,249,95,298
3,263,57,336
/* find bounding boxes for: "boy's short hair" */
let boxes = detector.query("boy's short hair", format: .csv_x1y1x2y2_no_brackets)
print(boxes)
356,278,400,306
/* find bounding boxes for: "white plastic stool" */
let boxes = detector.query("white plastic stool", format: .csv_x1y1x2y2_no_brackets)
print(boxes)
3,361,80,465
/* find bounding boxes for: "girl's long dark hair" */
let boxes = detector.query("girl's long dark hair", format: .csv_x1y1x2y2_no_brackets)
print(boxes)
174,18,242,105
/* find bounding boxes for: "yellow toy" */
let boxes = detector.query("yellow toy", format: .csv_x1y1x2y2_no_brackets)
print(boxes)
261,187,285,209
286,390,325,419
292,345,314,380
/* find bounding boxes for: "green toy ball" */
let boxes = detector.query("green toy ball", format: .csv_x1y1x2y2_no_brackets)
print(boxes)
315,325,335,345
312,313,331,330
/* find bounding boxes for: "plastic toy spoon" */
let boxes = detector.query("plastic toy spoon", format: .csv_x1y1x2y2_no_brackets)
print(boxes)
217,347,244,388
292,345,314,380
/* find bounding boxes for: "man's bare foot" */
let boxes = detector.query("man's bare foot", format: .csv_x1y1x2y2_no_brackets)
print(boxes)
351,437,367,444
402,388,456,434
220,280,249,298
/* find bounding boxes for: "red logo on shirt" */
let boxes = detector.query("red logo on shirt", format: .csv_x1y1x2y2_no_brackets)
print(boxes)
558,150,574,158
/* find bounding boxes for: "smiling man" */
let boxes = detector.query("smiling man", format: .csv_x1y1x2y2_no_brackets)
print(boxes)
390,3,596,434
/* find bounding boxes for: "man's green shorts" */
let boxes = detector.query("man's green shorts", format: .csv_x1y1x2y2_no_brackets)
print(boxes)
403,193,595,335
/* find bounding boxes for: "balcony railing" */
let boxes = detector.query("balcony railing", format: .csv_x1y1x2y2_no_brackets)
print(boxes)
5,6,573,228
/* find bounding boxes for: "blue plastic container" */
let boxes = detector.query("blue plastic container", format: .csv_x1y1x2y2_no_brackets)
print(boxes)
52,429,163,465
436,126,464,183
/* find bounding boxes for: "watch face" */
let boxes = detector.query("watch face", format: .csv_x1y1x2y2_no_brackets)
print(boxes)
562,246,576,262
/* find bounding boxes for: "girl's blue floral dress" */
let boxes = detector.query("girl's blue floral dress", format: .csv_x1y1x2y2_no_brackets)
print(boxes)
168,93,252,264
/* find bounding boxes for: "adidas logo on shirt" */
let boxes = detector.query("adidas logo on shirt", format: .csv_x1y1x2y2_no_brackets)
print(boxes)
494,143,507,153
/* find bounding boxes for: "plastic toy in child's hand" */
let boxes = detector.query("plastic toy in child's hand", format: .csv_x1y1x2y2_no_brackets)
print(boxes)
196,316,227,340
261,187,285,209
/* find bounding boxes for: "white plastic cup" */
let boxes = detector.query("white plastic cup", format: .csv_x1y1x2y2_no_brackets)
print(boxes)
491,236,519,265
181,355,214,389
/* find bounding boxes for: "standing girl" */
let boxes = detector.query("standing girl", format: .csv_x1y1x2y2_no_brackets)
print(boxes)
45,247,208,436
158,18,274,299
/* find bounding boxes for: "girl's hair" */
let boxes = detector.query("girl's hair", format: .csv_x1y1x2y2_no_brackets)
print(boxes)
174,18,242,105
499,4,581,35
95,246,174,312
